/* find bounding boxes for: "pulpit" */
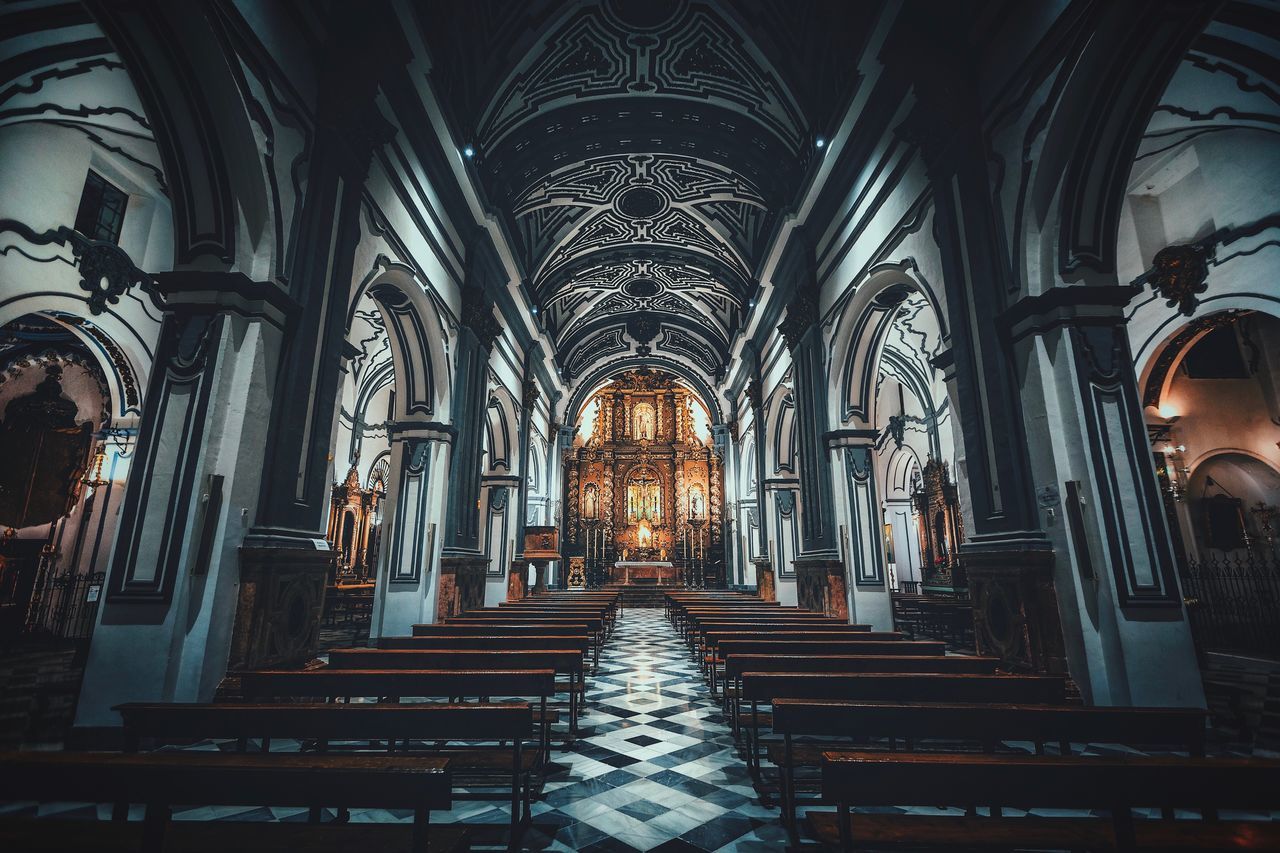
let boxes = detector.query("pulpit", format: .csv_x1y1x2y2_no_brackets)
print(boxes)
523,525,560,593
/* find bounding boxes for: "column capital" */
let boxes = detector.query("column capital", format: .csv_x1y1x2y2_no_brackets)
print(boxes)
824,428,879,450
778,288,820,354
1000,284,1142,345
151,271,297,330
387,420,456,444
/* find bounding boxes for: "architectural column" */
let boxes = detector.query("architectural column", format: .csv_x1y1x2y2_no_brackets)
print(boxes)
511,370,539,569
712,422,737,586
74,274,289,734
1005,288,1204,706
369,421,454,638
894,40,1061,673
744,376,774,600
780,274,845,616
827,430,892,628
437,284,502,619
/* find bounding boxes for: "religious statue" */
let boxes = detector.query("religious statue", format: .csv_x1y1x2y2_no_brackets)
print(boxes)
689,485,705,520
633,403,656,441
582,482,598,519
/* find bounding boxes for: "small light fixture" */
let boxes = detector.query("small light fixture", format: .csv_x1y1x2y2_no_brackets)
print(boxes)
531,305,539,315
463,145,475,159
748,299,756,308
815,137,826,149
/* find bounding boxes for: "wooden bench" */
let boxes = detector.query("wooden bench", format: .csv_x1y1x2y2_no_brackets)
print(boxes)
711,639,945,697
0,750,457,853
814,751,1280,850
738,673,1067,772
238,669,556,764
115,701,533,843
771,700,1207,829
327,648,585,734
411,623,603,668
701,631,907,685
720,654,999,719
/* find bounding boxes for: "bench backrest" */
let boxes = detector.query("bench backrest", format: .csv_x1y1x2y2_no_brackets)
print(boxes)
377,635,590,652
238,668,556,700
772,700,1204,753
718,640,944,657
412,623,598,636
741,672,1066,704
115,701,533,743
328,648,583,673
0,751,451,810
820,752,1279,811
723,655,998,679
706,631,904,645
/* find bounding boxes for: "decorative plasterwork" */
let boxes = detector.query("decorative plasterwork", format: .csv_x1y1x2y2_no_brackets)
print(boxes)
476,4,806,154
516,152,766,292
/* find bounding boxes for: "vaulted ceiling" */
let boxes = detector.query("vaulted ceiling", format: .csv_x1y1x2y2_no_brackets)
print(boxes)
418,0,873,384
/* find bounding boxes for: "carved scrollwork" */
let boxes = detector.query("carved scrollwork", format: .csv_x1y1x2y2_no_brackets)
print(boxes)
1149,244,1210,316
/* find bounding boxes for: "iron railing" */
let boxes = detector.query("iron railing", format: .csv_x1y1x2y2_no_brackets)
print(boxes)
24,571,104,642
1180,550,1280,659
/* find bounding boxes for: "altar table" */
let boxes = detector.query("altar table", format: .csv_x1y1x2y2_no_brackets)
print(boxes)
614,561,675,585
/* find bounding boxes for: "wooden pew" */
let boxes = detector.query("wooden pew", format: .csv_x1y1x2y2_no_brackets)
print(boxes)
115,701,532,843
239,669,556,764
771,700,1207,829
738,673,1067,772
0,750,457,853
327,648,585,734
815,751,1280,851
411,623,603,668
720,655,999,719
701,631,907,685
445,615,607,655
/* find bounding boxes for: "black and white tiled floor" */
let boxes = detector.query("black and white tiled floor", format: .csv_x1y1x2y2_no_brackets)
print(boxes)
0,609,787,852
516,608,786,852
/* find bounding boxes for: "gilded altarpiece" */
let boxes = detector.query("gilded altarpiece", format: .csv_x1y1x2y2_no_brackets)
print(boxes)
563,370,724,587
912,458,966,592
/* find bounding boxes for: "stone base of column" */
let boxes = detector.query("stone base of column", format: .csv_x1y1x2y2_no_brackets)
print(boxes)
507,559,527,600
531,560,548,594
793,557,849,619
438,555,488,620
753,556,776,601
229,544,332,671
966,547,1069,676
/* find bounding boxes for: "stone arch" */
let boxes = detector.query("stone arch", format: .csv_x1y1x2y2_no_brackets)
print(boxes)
359,265,453,424
0,302,149,423
564,357,724,427
89,1,278,271
1021,2,1216,281
827,262,947,428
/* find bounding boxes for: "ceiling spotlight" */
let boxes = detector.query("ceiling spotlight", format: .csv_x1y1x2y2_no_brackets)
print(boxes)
463,145,475,159
748,300,756,308
815,137,826,149
531,306,539,314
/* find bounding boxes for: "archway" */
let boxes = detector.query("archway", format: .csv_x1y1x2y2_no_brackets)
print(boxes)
0,312,140,645
563,368,721,591
333,267,453,642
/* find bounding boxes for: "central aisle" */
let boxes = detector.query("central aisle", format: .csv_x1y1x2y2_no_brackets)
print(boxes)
520,608,784,852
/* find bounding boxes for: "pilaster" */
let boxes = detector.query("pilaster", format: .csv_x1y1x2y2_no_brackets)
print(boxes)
826,429,893,629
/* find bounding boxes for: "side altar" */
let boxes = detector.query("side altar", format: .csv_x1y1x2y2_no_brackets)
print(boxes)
614,561,675,585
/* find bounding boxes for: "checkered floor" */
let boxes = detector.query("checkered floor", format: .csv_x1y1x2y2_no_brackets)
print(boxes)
515,607,786,852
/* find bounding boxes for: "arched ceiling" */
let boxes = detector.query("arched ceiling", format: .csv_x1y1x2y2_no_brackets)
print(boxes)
419,0,872,384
